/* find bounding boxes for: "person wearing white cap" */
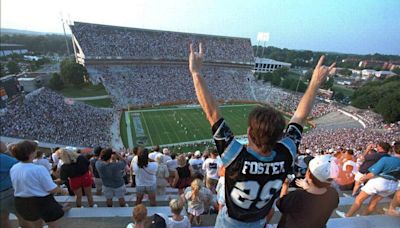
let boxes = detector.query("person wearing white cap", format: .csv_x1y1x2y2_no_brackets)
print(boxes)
162,148,172,164
189,150,204,178
276,155,339,228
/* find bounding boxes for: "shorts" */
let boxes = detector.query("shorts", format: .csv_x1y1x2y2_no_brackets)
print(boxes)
215,205,266,228
136,185,156,195
0,188,16,214
14,195,64,222
361,177,398,197
103,185,126,199
69,171,93,191
169,170,177,179
188,207,204,216
354,172,365,182
206,178,218,190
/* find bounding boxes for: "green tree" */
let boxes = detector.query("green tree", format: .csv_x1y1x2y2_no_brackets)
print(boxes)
60,59,87,85
0,63,5,77
374,91,400,123
48,73,64,90
334,92,345,101
392,67,400,75
6,61,20,74
321,76,334,90
270,73,281,86
339,68,352,76
352,77,400,122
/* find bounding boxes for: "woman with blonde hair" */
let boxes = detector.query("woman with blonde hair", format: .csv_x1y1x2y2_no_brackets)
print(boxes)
57,148,94,207
183,179,207,225
173,155,192,195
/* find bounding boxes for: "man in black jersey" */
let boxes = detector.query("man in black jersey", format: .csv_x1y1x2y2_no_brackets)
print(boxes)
189,43,335,227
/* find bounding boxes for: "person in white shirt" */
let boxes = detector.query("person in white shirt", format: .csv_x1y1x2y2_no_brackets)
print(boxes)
132,148,158,206
166,154,178,186
168,199,191,228
148,145,162,162
189,151,203,178
202,149,219,193
33,150,52,173
10,140,69,228
163,148,172,163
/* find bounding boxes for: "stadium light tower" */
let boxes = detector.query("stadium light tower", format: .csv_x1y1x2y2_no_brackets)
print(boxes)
255,32,269,57
60,13,71,56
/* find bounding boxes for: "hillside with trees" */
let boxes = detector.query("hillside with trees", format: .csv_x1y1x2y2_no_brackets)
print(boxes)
253,46,400,68
1,34,70,55
352,76,400,123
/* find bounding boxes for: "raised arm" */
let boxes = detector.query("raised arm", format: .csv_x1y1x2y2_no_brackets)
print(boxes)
290,56,335,125
189,43,221,126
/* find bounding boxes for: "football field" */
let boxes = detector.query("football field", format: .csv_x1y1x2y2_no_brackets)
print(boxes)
120,104,298,148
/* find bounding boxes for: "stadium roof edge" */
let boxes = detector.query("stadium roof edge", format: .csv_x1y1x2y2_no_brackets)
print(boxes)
71,21,252,41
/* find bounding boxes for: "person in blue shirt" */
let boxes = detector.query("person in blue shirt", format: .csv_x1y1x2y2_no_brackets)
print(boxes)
0,142,19,228
337,142,400,217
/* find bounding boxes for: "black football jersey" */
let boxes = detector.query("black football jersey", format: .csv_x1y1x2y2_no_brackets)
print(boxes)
212,118,302,222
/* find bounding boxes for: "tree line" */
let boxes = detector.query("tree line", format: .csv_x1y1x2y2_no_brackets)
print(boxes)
253,46,400,69
1,34,70,55
351,76,400,123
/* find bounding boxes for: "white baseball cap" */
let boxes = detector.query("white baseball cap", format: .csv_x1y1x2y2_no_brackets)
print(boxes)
194,150,201,157
305,149,312,154
148,152,158,161
309,155,338,183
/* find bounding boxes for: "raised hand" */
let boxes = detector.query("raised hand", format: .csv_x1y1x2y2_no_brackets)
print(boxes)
295,178,310,190
189,42,204,75
310,55,336,87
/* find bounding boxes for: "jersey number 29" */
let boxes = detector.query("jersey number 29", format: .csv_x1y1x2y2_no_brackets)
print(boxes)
230,180,283,209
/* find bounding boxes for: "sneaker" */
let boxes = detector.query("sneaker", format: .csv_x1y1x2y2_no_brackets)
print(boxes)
336,210,347,218
125,203,129,207
93,204,98,208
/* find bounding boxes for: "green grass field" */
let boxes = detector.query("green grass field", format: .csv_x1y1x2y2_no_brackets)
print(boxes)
60,83,108,98
120,104,300,148
82,98,113,108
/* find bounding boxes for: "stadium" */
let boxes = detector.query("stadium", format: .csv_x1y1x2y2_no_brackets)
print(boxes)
1,20,399,228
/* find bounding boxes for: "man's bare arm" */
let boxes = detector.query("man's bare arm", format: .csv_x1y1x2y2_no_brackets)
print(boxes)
290,55,335,125
189,43,221,126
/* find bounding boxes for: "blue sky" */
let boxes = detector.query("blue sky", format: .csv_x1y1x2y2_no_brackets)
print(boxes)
1,0,399,55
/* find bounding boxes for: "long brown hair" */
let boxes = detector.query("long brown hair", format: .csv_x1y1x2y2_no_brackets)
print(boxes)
248,106,285,154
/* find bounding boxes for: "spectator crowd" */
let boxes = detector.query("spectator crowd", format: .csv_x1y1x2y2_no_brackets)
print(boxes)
94,64,253,107
2,139,399,228
0,88,113,147
71,22,254,63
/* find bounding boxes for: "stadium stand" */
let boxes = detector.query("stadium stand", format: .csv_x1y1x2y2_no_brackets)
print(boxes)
70,22,254,107
0,88,113,147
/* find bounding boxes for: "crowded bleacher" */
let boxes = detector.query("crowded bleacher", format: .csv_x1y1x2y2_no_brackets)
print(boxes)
0,88,113,147
70,22,254,63
97,65,252,107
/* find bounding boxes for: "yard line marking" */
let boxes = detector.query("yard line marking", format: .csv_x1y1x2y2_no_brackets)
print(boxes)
141,113,154,145
124,112,134,148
